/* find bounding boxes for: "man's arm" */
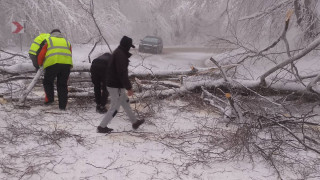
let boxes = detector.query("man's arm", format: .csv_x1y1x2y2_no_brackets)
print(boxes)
37,43,48,66
36,40,47,57
115,53,132,90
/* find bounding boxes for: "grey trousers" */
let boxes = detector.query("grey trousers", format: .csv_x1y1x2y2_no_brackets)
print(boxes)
99,87,137,127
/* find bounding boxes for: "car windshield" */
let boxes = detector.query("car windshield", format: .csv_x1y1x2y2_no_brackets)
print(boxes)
143,37,159,43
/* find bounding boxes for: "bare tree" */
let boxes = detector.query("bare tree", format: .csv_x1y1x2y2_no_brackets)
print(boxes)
1,1,320,179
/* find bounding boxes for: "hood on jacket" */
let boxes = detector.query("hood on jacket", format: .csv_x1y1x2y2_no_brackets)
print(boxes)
50,29,64,38
120,36,135,52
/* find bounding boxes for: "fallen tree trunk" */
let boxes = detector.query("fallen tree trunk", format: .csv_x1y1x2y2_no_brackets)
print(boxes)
4,73,319,103
0,62,239,78
1,59,319,103
17,67,44,105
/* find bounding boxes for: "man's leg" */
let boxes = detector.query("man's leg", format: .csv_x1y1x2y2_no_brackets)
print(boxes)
91,72,102,106
119,89,137,124
100,79,108,107
99,87,122,127
56,64,71,110
43,65,57,103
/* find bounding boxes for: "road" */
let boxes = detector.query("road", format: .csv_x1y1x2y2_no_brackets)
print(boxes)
131,46,228,70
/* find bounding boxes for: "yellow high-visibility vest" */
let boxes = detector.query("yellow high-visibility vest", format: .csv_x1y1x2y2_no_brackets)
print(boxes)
43,36,72,69
29,33,50,55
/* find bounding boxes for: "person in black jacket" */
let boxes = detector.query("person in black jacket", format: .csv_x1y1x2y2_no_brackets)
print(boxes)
97,36,145,133
90,53,111,113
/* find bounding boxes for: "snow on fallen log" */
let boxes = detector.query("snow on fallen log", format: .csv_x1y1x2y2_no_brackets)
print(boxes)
132,78,258,102
5,91,94,102
0,63,35,74
0,62,92,74
130,65,239,77
72,63,91,72
4,75,318,103
132,78,228,102
135,77,181,89
1,62,237,78
132,75,319,102
18,67,44,105
130,66,199,77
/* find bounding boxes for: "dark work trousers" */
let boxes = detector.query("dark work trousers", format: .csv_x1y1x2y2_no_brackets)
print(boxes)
43,64,71,109
90,65,109,107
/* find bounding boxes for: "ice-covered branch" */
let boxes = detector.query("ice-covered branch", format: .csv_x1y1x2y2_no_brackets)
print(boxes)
260,36,320,86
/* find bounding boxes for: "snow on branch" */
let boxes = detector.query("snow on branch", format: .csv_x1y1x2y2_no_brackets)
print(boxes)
0,49,27,61
238,0,291,21
260,35,320,86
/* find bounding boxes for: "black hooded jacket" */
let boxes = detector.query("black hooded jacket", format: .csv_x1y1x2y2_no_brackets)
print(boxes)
106,46,132,90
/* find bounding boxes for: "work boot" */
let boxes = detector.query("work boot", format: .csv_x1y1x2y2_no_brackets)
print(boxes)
44,100,54,105
96,105,108,114
97,126,113,133
132,119,145,130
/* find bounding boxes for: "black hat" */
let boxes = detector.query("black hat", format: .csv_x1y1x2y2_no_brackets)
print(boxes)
120,36,135,48
50,29,61,34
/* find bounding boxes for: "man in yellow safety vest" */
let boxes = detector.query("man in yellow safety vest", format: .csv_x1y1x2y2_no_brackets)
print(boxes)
28,33,50,70
38,29,72,110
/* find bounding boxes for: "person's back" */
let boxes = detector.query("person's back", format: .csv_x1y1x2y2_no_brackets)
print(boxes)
106,45,132,90
90,53,112,113
40,32,72,69
91,53,111,70
37,29,72,110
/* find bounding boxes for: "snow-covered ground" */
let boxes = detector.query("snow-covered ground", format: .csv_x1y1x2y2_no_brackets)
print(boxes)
0,44,318,180
0,99,277,180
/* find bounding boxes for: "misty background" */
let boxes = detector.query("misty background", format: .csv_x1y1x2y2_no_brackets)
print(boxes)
2,0,318,50
0,0,224,47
